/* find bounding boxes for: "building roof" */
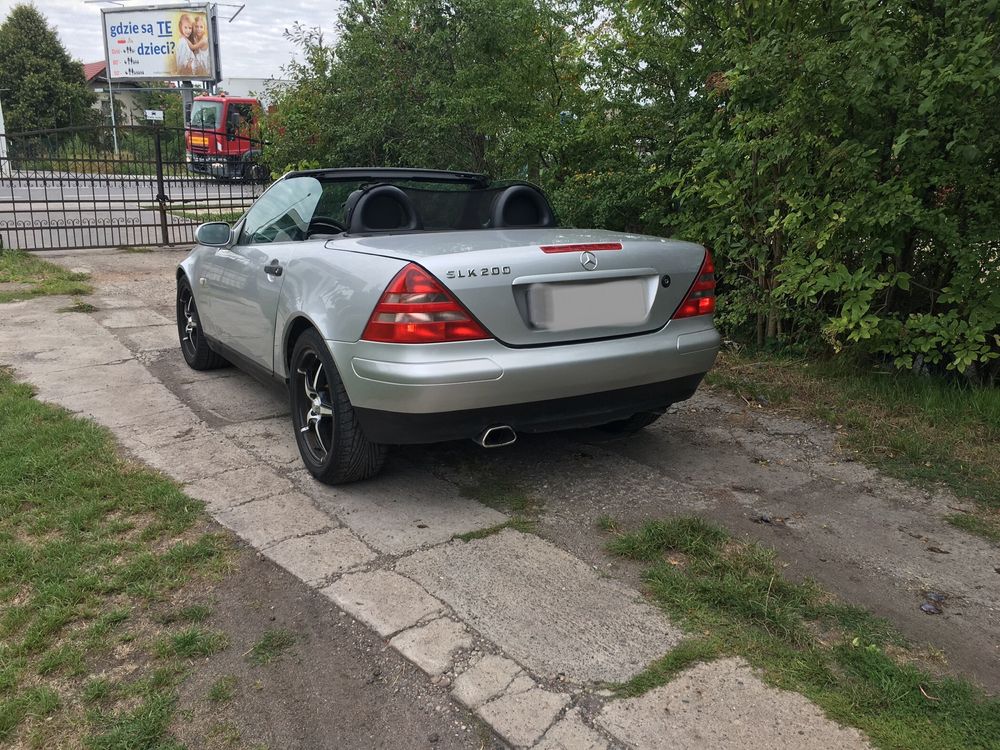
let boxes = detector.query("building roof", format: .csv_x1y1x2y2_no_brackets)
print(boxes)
83,61,106,82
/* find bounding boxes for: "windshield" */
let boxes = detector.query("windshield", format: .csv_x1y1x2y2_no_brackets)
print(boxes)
189,101,222,129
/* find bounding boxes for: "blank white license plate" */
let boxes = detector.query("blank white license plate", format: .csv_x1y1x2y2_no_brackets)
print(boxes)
527,278,648,331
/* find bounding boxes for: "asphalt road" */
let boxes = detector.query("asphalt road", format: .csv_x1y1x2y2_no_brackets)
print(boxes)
0,170,259,250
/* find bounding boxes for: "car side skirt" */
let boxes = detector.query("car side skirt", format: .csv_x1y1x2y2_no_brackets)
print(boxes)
353,373,705,444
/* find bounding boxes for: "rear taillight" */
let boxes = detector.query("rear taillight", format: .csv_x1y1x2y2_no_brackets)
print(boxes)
672,250,716,319
361,263,490,343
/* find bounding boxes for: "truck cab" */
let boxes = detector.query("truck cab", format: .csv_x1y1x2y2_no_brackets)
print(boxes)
185,95,265,181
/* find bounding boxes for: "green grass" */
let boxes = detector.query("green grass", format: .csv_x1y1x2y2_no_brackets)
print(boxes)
606,516,1000,750
167,209,245,223
0,370,231,746
453,517,536,541
0,250,92,303
207,675,237,703
57,298,98,313
707,352,1000,540
245,629,295,666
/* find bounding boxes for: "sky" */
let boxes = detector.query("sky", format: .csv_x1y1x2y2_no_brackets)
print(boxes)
0,0,342,79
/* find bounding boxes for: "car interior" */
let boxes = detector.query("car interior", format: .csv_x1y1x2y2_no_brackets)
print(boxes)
305,181,557,238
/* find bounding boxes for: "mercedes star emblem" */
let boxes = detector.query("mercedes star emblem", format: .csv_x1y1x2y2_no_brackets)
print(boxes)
580,251,598,271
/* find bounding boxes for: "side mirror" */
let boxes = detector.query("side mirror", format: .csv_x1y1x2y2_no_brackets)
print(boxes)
195,222,233,247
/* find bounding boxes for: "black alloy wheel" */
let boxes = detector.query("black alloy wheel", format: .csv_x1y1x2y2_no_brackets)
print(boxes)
289,329,386,484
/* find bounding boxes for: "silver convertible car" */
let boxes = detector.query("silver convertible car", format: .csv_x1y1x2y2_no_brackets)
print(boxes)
176,168,720,483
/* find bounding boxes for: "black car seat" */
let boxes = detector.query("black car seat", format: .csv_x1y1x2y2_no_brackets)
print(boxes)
490,184,556,228
346,184,423,233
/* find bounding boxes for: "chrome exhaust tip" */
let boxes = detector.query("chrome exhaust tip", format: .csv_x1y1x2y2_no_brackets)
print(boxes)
475,425,517,448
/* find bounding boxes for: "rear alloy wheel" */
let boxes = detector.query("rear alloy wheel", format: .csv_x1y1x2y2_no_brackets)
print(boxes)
597,410,665,435
176,277,228,370
290,329,386,484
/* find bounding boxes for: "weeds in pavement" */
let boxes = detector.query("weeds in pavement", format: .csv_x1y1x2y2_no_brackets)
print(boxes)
0,371,231,746
0,249,93,302
606,516,1000,750
707,352,1000,540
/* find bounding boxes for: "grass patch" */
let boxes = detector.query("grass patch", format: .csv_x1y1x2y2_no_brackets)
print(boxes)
0,250,92,303
156,628,228,659
165,208,245,224
207,675,237,703
0,370,231,746
606,516,1000,749
707,351,1000,539
245,629,295,666
57,298,98,313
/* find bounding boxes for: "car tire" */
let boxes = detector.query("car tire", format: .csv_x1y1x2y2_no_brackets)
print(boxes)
597,410,665,434
176,277,228,370
289,329,387,484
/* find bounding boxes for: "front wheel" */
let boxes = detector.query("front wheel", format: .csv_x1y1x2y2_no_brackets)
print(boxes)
176,277,228,370
289,329,387,484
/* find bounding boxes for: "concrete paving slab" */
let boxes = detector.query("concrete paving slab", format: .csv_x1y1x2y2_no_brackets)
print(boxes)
97,308,172,329
63,383,186,429
115,324,178,353
478,686,569,748
183,465,294,511
20,359,161,398
397,529,681,683
303,464,507,555
596,658,872,750
451,654,522,710
264,528,377,587
389,618,473,676
322,571,445,638
129,431,258,483
536,708,607,750
20,337,133,372
214,492,332,549
221,417,301,466
177,375,287,424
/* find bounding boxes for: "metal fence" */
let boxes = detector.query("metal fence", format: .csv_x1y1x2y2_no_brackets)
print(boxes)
0,124,270,251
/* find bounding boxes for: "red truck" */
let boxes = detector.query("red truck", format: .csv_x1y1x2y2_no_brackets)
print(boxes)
185,95,267,181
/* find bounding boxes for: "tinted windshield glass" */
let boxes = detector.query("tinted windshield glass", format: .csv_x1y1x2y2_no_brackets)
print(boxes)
190,102,222,128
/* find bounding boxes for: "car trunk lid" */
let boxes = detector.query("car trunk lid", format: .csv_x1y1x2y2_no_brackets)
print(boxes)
333,228,709,346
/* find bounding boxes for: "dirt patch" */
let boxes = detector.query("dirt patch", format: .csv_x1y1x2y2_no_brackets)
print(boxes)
173,542,505,750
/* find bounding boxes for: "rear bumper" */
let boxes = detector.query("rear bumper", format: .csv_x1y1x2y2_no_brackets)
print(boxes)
327,317,720,442
355,373,705,444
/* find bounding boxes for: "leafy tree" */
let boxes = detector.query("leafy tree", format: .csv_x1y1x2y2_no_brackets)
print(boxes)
0,3,96,133
266,0,589,177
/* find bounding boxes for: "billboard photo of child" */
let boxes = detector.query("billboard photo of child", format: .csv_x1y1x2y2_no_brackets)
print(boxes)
174,11,211,77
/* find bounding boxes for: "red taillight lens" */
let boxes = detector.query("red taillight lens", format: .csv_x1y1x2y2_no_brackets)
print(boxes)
361,263,491,343
672,250,716,319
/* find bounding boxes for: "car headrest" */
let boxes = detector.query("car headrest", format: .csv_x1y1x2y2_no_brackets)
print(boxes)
490,185,556,229
347,184,423,233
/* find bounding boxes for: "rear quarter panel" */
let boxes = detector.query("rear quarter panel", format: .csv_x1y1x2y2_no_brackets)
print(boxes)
273,247,408,379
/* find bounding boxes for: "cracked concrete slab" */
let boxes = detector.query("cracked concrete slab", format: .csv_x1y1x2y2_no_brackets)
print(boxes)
478,685,569,748
221,417,301,466
113,324,178,353
214,492,331,549
322,571,445,638
536,708,608,750
389,618,472,676
304,464,507,554
183,465,294,511
597,658,872,750
398,529,682,683
177,376,287,424
264,528,377,587
451,654,523,709
97,308,172,328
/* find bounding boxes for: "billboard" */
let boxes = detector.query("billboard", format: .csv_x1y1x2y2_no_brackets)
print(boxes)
102,4,221,82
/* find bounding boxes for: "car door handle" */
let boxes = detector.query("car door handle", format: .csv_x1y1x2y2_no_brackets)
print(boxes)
264,261,282,277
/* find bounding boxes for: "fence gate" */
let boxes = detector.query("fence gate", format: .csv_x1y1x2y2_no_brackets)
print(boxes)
0,125,269,251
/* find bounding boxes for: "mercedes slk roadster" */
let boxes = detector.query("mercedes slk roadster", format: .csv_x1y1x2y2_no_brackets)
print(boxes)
176,168,720,483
